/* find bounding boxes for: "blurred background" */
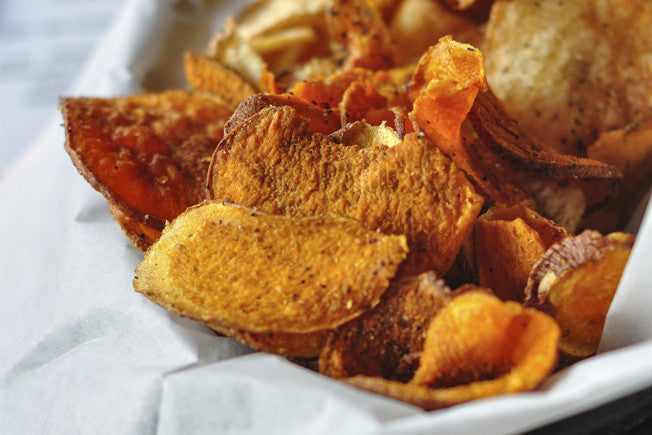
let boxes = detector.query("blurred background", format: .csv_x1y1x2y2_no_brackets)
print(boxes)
1,0,125,175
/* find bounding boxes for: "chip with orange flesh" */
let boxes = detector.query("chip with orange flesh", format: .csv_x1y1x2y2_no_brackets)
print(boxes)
223,93,341,137
472,204,570,301
208,105,483,275
344,290,559,410
525,230,635,359
319,272,452,379
134,201,408,335
329,120,401,149
184,51,257,109
339,80,396,126
473,217,548,302
61,91,231,249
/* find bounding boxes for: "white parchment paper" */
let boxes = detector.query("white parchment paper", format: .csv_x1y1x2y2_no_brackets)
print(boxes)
1,0,651,433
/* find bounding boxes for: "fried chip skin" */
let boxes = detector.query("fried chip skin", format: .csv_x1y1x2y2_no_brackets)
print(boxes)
134,202,407,334
208,105,483,275
319,272,452,379
61,91,231,249
525,230,635,359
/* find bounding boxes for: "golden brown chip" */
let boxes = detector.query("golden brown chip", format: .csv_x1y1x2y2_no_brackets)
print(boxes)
482,0,652,155
61,91,231,249
471,204,570,301
319,272,452,379
208,105,484,275
473,217,547,302
345,290,559,410
339,80,395,126
134,202,408,334
224,93,341,137
184,51,257,109
525,230,635,359
329,120,401,149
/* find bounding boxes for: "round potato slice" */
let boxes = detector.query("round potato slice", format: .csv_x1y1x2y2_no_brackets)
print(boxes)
134,202,408,334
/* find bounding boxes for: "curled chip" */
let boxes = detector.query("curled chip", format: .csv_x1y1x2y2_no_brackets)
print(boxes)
525,230,635,359
134,202,408,334
319,272,452,379
482,0,652,155
345,290,559,410
209,105,483,275
61,91,231,249
472,204,569,301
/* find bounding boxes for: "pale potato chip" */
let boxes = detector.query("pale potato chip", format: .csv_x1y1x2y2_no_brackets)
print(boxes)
482,0,652,155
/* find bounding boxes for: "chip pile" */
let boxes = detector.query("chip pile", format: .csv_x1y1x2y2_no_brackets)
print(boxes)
61,0,649,410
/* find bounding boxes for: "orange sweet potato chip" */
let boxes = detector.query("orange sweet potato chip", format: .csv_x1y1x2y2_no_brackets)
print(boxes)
345,290,559,410
319,272,452,379
525,230,635,359
134,202,408,334
61,91,231,249
208,105,483,275
184,51,257,109
472,204,570,301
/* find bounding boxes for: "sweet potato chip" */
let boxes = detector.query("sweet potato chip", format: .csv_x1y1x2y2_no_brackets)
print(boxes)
329,120,401,149
482,0,652,155
134,202,408,334
345,290,559,410
339,80,395,126
319,272,452,379
61,91,231,249
473,217,547,302
209,105,483,275
223,93,341,136
525,230,635,359
184,51,256,109
471,204,570,301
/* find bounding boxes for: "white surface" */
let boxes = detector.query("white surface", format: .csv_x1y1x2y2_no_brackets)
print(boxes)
0,0,126,173
1,0,651,433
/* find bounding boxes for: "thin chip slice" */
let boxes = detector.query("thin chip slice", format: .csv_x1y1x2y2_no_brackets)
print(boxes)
134,202,408,334
61,91,231,249
339,80,395,126
319,272,452,379
219,326,328,358
184,51,257,109
482,0,652,155
525,230,635,359
224,93,341,136
209,105,483,275
472,204,570,301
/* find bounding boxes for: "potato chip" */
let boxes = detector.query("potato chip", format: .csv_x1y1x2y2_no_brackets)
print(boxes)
525,230,635,359
482,0,652,155
319,272,452,379
134,202,408,334
339,80,395,126
61,91,231,249
184,51,256,109
220,326,328,358
327,0,396,70
209,105,484,275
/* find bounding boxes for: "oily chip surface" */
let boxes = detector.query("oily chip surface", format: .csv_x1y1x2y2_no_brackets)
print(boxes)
134,202,408,334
